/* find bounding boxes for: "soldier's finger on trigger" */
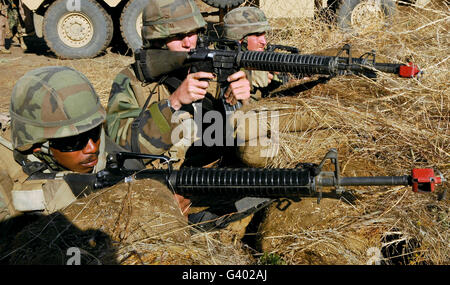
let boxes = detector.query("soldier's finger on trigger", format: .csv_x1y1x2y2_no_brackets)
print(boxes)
195,79,209,89
227,70,246,82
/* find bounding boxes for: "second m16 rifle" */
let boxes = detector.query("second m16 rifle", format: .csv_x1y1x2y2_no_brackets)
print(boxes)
132,38,421,111
87,149,444,204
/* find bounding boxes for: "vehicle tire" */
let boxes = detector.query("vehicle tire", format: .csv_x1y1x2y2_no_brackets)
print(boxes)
201,0,245,9
120,0,149,53
43,0,113,59
336,0,397,34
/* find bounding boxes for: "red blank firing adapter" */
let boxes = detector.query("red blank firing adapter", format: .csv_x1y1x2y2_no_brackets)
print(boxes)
411,168,444,193
399,62,420,78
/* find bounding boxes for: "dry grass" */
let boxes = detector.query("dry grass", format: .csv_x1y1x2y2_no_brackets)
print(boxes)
248,0,449,265
115,230,255,265
2,181,254,265
2,0,448,265
56,52,134,107
78,0,446,265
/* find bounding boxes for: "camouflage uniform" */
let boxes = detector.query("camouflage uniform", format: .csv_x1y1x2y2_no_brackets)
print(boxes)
106,0,211,166
0,66,145,221
224,9,336,167
223,7,283,100
10,0,29,50
107,69,177,157
221,7,285,167
106,0,279,231
0,0,10,53
107,1,283,169
0,67,191,262
141,0,207,44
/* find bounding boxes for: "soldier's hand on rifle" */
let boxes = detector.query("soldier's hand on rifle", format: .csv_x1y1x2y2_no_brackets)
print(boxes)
224,70,251,105
267,72,274,84
169,71,215,110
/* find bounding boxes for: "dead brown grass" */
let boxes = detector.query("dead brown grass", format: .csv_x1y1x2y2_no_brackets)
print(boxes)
249,0,449,265
3,180,254,265
2,0,447,266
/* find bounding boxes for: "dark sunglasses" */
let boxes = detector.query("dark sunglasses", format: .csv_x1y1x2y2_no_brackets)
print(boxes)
49,125,101,152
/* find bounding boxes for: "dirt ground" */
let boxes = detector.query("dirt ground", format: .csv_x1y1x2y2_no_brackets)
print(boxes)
0,0,219,113
0,36,133,113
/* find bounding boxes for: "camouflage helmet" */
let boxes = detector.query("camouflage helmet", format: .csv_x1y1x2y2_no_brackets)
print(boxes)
142,0,207,45
10,66,106,151
223,7,270,41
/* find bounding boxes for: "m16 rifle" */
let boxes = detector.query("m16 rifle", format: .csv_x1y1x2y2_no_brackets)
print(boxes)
88,149,444,204
132,38,421,112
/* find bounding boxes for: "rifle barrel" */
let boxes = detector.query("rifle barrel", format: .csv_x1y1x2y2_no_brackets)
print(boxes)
318,175,411,187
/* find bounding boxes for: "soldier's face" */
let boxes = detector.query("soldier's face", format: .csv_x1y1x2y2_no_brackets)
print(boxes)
166,32,198,51
245,32,267,51
48,126,102,173
50,139,100,173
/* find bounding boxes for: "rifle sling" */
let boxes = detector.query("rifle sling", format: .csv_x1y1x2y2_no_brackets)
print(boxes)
13,150,48,176
130,75,181,156
131,50,151,83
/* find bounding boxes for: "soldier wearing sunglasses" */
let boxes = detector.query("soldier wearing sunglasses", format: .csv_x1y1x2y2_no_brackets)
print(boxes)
46,124,103,173
0,66,164,222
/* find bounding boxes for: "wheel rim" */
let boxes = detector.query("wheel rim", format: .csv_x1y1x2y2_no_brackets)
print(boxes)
57,12,94,47
350,0,385,33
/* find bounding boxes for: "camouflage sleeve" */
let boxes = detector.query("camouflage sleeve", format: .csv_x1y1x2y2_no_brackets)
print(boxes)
106,67,177,155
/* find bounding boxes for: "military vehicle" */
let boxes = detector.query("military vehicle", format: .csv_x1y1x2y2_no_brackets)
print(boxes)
21,0,429,59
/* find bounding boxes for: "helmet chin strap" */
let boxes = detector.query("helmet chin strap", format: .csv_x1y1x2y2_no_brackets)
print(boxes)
32,142,67,172
241,37,248,50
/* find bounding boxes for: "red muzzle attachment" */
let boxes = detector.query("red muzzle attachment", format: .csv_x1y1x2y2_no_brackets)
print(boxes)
411,168,444,192
399,62,420,78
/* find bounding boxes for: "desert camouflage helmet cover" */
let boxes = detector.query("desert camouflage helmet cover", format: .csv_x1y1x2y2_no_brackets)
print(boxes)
224,7,270,41
142,0,207,44
10,66,106,151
